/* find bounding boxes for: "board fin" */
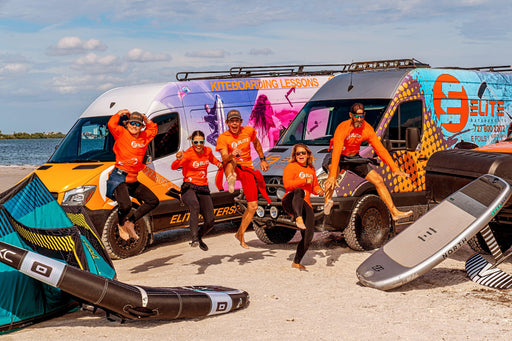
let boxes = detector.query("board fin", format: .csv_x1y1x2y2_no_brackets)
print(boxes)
465,253,512,289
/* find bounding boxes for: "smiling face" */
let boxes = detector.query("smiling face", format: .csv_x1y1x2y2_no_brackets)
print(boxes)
127,121,143,137
227,118,242,135
192,135,205,153
294,146,309,166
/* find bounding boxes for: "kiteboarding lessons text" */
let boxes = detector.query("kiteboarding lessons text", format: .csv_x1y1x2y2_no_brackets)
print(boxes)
210,77,320,91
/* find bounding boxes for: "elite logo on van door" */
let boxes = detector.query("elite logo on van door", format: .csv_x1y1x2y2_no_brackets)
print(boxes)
433,74,469,133
433,74,507,134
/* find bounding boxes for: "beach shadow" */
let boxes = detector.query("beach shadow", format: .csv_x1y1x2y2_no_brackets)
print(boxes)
129,254,182,274
189,249,278,274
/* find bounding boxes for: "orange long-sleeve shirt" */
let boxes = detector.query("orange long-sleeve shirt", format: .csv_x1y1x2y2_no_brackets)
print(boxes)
216,126,257,169
283,162,322,207
108,113,158,182
328,119,398,177
171,146,221,186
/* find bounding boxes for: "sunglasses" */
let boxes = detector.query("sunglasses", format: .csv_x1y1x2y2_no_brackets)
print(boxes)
352,112,365,118
192,140,205,145
129,121,142,127
295,151,308,156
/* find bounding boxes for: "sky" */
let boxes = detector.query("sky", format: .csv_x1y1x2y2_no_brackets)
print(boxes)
0,0,511,134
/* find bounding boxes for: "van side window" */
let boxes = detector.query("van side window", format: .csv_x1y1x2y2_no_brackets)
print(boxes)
387,100,422,149
151,113,180,160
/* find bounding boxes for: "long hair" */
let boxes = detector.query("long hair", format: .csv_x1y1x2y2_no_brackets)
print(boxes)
291,143,314,167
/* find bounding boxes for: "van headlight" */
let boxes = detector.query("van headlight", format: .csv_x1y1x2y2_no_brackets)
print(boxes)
62,186,96,206
270,206,278,218
256,206,265,218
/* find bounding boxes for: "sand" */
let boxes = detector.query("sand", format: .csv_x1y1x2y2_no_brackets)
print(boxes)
2,166,512,340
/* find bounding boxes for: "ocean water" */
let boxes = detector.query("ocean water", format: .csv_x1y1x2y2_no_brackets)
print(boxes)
0,138,62,165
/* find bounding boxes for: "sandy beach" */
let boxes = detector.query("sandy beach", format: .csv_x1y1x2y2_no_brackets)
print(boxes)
2,166,512,340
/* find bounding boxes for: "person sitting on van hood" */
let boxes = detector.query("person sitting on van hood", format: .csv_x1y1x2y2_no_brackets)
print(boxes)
107,109,159,241
323,103,412,221
171,130,223,251
216,109,270,249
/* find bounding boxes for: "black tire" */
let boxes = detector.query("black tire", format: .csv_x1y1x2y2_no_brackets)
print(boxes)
101,207,150,259
467,223,512,255
344,194,392,251
253,222,297,244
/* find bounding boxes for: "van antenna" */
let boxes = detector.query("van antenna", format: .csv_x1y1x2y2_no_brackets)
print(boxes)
348,71,354,92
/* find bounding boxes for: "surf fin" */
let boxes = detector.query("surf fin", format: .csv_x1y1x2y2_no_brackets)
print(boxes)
465,253,512,289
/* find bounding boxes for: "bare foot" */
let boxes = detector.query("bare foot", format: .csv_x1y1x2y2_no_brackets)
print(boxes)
324,199,333,215
227,174,237,193
292,262,306,270
235,232,249,249
124,220,139,240
392,210,413,221
118,224,130,241
295,216,306,230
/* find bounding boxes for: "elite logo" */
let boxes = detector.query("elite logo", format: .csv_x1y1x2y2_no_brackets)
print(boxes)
433,74,469,133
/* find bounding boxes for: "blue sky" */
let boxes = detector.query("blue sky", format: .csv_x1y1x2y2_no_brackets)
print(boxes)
0,0,511,133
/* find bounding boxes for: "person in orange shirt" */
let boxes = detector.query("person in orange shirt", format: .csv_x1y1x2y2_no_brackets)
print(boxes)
282,144,324,270
107,109,159,241
172,130,223,251
216,109,270,249
323,103,412,221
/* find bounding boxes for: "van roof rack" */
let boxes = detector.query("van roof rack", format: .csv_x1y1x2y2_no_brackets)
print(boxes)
348,58,430,71
436,65,512,72
176,64,350,81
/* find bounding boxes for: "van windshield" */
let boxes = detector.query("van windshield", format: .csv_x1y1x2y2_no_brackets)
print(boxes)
49,116,116,162
278,99,390,146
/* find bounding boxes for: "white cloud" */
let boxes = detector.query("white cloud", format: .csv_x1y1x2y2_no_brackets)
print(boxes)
185,50,229,58
126,48,171,62
249,48,274,56
48,37,107,56
71,53,126,74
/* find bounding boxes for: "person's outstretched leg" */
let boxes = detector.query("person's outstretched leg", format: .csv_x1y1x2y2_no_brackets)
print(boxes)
365,170,412,220
181,189,201,246
235,201,257,249
292,203,315,270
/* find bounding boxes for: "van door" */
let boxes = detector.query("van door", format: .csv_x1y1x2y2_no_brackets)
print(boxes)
384,100,425,192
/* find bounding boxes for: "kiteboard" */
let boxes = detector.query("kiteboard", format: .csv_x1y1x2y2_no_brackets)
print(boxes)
356,174,511,291
0,240,249,321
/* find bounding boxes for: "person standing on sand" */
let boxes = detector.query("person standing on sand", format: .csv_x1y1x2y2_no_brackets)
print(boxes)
282,144,324,270
107,109,159,241
216,109,270,249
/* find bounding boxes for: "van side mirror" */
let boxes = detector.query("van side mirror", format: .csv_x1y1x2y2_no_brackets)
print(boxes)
405,127,420,151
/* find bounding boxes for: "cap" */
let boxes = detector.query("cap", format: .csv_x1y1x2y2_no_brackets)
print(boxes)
128,112,145,124
226,110,242,121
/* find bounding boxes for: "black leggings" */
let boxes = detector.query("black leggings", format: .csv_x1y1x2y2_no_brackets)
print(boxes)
114,181,159,225
282,188,315,264
181,188,215,241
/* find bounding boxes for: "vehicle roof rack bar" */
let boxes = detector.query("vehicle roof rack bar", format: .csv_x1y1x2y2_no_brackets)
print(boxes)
436,65,512,72
348,58,430,72
176,63,350,81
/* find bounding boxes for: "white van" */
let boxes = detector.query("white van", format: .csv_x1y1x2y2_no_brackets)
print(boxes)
33,64,345,258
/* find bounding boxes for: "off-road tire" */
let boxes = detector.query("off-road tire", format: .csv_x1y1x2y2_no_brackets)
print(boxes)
253,222,296,244
344,194,392,251
102,207,150,259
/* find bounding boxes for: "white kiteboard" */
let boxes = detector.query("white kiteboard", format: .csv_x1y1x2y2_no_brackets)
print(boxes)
356,174,511,291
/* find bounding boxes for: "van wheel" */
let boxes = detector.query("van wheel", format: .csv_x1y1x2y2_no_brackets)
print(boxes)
344,194,391,251
102,208,150,259
253,222,296,244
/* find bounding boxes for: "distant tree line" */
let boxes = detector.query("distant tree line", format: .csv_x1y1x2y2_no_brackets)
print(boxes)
0,131,65,139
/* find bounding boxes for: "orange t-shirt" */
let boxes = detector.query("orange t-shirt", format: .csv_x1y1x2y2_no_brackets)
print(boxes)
283,162,322,207
171,146,221,186
329,119,398,176
216,126,257,169
108,113,158,182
